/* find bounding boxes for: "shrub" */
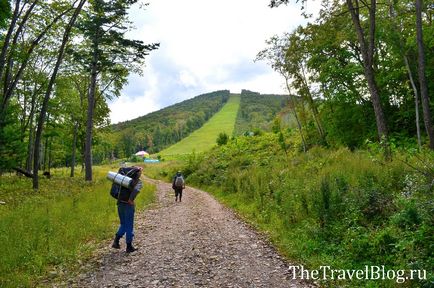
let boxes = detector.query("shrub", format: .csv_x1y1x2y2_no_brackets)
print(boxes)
182,132,433,286
216,132,229,146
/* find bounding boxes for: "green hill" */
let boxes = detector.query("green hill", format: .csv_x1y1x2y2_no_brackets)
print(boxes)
234,89,286,136
158,94,241,156
111,90,230,156
109,89,290,159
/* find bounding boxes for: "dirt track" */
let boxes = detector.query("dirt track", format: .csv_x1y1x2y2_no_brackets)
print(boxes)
71,179,314,287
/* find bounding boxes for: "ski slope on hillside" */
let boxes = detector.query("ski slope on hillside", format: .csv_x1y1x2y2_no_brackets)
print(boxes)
158,94,240,156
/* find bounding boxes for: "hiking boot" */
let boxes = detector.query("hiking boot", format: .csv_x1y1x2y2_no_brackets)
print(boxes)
126,243,137,253
112,235,121,249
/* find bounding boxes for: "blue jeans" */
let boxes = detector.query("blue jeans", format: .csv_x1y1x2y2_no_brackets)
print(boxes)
116,202,135,243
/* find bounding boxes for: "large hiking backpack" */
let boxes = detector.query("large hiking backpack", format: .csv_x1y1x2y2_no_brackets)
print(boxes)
174,175,185,189
110,167,140,200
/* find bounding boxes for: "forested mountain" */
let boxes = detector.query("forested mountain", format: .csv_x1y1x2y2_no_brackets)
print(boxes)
110,90,230,156
234,89,287,136
110,89,293,158
158,94,241,156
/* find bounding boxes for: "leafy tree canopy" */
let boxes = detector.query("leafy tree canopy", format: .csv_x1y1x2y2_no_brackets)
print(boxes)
0,0,10,29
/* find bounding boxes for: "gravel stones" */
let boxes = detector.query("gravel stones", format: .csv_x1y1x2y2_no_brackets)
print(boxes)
71,179,314,288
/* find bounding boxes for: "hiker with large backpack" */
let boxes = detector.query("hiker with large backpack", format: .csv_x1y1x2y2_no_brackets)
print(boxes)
111,166,143,253
172,171,185,202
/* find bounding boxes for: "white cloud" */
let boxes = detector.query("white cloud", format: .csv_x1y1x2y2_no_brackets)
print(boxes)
109,62,161,123
109,95,160,124
109,0,320,123
178,70,198,88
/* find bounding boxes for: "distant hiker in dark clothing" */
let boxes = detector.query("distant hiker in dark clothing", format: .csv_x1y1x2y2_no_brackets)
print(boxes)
172,171,185,202
112,166,143,253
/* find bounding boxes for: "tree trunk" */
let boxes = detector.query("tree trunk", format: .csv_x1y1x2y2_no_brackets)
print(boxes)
85,51,98,182
33,0,86,189
365,64,388,140
416,0,434,149
43,125,49,171
388,0,422,149
403,56,422,148
346,0,388,141
284,77,307,152
25,83,40,172
0,0,21,84
26,122,34,172
70,121,78,177
85,0,106,182
300,66,325,141
47,136,52,174
3,0,39,96
13,167,33,178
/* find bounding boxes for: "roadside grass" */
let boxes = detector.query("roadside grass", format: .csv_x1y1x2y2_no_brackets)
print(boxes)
143,160,181,181
141,153,202,182
158,94,240,157
0,165,155,287
178,134,434,287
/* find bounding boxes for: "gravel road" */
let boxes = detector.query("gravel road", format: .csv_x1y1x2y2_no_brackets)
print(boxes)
72,178,314,288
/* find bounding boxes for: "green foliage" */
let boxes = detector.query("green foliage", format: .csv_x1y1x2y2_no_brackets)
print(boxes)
263,0,434,150
0,103,26,172
216,132,229,146
111,90,230,155
234,90,286,136
322,101,376,149
0,166,155,286
181,132,434,287
127,155,142,162
0,0,10,29
391,198,422,229
74,0,159,78
158,94,239,156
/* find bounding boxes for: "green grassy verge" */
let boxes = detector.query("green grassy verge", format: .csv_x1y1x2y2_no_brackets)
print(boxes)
0,165,155,287
175,133,433,287
158,94,240,157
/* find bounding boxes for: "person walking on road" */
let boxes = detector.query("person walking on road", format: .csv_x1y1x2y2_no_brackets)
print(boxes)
172,171,185,202
112,166,143,253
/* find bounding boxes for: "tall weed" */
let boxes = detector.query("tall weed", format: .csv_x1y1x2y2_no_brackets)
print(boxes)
181,132,433,287
0,166,155,287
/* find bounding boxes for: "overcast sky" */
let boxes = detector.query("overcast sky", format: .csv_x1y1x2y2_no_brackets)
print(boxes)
109,0,319,124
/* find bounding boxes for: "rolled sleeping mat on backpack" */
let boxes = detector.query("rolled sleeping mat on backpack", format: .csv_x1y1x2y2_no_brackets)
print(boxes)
107,171,132,188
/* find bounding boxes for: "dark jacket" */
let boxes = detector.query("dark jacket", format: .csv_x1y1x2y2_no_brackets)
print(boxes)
172,173,185,190
116,167,143,204
118,180,142,203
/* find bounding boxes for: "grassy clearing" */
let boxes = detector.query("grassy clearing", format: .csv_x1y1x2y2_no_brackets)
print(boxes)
158,94,240,157
142,160,184,179
0,165,155,287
